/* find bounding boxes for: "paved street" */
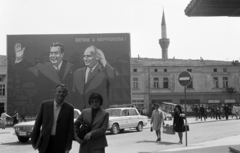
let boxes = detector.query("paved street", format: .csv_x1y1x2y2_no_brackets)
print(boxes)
0,117,240,153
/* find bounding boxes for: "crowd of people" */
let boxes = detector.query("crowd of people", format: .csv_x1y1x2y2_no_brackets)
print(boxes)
193,104,240,121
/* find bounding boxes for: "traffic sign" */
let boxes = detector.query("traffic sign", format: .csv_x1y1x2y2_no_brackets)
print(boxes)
178,71,192,87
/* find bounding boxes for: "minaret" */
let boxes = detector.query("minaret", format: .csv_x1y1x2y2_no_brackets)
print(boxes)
159,10,170,59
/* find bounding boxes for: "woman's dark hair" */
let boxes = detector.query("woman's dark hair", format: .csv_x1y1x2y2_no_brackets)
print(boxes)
154,103,160,107
175,105,183,113
88,93,103,106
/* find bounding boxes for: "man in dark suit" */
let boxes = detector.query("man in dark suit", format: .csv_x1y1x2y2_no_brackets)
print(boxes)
14,42,74,90
73,45,118,110
199,105,206,121
14,42,74,114
224,104,230,120
31,84,74,153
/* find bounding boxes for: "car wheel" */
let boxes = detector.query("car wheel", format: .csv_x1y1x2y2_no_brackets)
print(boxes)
111,124,119,134
119,129,125,133
136,122,143,132
18,136,29,143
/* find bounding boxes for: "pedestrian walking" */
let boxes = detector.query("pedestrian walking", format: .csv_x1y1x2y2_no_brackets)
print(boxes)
31,84,74,153
199,105,206,121
0,111,11,129
150,103,164,142
236,104,240,119
221,105,225,118
224,104,230,120
12,110,19,125
205,106,210,119
74,93,109,153
173,105,185,144
194,105,199,120
209,106,215,119
215,106,221,120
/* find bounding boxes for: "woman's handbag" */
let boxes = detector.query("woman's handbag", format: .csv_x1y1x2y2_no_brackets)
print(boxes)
150,126,153,132
182,125,190,132
76,122,91,140
182,119,190,132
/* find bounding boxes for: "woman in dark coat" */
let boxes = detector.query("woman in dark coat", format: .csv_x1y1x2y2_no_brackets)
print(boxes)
12,110,19,125
74,93,109,153
173,105,185,144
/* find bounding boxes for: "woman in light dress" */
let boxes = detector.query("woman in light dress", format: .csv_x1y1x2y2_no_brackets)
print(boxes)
1,111,11,129
150,103,164,141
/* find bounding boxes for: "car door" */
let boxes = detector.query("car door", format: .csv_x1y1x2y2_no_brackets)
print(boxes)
129,109,139,127
121,109,131,128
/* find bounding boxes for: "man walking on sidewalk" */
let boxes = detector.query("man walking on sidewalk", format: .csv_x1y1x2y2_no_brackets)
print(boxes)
194,105,199,120
215,106,221,120
224,104,230,120
200,105,206,121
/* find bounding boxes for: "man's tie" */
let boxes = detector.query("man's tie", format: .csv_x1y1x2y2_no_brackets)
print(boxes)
86,68,92,83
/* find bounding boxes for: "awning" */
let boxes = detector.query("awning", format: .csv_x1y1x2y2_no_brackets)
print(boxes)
162,102,177,106
185,0,240,17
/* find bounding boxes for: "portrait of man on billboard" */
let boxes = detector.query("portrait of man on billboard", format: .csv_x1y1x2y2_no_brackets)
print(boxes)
14,42,74,90
72,45,118,109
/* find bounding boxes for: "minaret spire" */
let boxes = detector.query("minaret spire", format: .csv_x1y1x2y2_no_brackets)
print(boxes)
159,9,170,59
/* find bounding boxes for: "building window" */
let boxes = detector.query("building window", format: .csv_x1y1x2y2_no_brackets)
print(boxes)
213,77,219,88
0,76,3,82
0,84,5,96
223,68,227,72
223,77,228,88
133,78,138,89
153,78,159,88
213,68,217,72
164,69,167,72
187,69,192,72
154,69,158,72
208,100,220,103
163,77,169,88
133,69,137,72
225,99,235,103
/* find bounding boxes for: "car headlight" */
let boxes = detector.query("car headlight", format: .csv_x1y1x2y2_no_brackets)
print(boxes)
15,127,20,131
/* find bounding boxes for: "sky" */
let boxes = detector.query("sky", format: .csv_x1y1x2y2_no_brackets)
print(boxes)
1,0,240,61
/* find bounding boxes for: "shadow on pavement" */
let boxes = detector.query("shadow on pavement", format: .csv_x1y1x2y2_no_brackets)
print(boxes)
106,130,138,135
136,140,179,145
189,118,236,125
1,141,31,146
156,144,234,153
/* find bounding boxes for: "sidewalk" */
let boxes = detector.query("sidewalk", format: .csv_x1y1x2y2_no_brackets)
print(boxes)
153,117,240,153
0,127,13,135
145,116,240,128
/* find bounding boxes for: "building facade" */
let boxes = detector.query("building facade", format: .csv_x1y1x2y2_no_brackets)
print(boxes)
0,55,7,115
131,58,240,116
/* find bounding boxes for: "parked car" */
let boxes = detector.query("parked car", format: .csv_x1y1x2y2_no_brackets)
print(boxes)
162,111,173,120
105,107,148,134
13,109,81,143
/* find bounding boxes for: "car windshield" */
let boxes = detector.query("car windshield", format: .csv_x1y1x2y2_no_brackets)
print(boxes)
106,109,121,117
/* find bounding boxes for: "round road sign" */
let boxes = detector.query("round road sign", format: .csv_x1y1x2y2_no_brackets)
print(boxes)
178,71,192,87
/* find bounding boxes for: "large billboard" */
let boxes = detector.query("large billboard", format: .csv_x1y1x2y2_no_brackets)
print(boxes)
7,33,131,116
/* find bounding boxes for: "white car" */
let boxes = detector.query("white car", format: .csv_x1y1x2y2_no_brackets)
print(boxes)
106,107,148,134
13,109,81,143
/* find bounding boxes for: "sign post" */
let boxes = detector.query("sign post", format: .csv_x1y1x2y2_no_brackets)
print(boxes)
178,71,192,147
